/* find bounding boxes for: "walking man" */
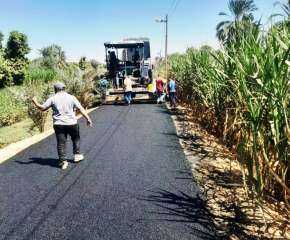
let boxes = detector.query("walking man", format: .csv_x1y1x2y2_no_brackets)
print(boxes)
32,82,92,170
123,75,133,105
167,78,177,108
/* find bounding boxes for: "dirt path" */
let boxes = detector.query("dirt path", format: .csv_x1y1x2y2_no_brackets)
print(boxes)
169,105,289,240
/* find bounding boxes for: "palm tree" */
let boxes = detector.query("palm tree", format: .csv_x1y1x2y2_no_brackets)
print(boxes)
277,0,290,17
216,0,258,44
271,0,290,24
0,32,4,49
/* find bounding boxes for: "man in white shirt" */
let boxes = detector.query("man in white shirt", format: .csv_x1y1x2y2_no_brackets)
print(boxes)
32,82,92,170
123,76,133,105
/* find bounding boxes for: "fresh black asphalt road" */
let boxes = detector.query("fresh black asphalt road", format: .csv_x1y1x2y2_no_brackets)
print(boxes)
0,104,218,240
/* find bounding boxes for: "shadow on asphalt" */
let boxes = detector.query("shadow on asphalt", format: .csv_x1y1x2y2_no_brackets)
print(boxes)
154,105,268,240
155,107,184,116
140,187,264,240
139,188,221,240
15,158,61,168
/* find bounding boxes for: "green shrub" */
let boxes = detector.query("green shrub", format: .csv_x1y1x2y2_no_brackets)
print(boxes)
8,84,52,132
57,65,96,108
25,86,51,132
0,87,26,127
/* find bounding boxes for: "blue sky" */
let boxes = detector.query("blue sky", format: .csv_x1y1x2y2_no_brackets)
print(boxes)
0,0,284,62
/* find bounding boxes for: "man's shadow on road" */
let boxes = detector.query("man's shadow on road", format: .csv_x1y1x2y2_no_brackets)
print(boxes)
15,158,69,168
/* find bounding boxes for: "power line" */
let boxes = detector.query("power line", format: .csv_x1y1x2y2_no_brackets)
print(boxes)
169,0,181,17
168,0,177,15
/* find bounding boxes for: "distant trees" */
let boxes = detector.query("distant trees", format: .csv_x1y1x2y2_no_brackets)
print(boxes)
5,31,30,59
0,31,30,87
39,44,66,69
90,59,99,70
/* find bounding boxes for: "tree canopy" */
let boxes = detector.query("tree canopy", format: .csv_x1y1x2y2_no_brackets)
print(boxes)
39,44,66,69
5,31,30,59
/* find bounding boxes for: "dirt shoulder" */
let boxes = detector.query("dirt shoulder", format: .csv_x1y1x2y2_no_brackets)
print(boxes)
168,104,289,240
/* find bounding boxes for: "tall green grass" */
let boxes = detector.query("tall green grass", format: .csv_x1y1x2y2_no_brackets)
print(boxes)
167,23,290,204
24,67,57,85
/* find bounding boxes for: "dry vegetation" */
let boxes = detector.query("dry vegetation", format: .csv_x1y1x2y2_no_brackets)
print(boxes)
170,105,289,239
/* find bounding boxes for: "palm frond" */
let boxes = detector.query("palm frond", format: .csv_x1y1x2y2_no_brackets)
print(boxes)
218,11,229,16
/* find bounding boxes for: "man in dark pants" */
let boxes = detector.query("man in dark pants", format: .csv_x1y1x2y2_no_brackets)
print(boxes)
32,82,92,170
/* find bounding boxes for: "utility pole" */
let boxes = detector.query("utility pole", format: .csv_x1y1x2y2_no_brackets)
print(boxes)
156,14,169,81
165,14,168,82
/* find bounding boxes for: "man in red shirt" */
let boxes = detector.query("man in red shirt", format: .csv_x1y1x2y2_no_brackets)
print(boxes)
156,75,165,104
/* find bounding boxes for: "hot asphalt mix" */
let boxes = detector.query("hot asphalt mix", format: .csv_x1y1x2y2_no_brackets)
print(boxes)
0,104,218,240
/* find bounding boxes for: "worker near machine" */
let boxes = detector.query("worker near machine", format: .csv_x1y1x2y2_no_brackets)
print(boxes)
99,75,109,104
133,50,140,66
123,75,133,105
156,75,165,104
32,82,92,170
119,70,125,87
108,51,118,80
115,72,120,89
167,78,177,108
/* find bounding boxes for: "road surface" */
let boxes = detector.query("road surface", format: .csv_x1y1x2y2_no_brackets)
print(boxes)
0,104,218,240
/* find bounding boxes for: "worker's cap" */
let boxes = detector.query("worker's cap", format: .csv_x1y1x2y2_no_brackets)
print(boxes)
53,82,66,90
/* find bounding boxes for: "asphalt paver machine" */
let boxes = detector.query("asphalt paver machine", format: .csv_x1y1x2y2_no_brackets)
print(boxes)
104,38,154,103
